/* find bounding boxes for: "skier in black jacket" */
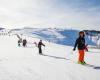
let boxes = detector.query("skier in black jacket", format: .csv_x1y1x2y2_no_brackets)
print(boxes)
73,31,86,65
38,40,45,55
23,39,27,47
73,33,85,50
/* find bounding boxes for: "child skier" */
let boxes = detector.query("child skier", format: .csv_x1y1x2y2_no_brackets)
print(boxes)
18,38,22,47
23,39,27,47
73,31,86,65
18,39,21,46
34,42,38,47
38,40,45,55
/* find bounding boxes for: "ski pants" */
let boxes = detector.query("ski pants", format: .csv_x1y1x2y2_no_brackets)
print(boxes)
39,47,42,54
78,50,85,62
23,43,26,47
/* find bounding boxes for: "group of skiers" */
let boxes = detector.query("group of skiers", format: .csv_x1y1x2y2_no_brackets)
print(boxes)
17,34,27,47
18,38,27,47
17,31,88,65
18,37,45,55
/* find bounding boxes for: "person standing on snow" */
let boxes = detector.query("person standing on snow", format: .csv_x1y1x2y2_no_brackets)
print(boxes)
73,31,86,65
23,39,27,47
18,38,22,47
38,40,45,55
18,39,21,46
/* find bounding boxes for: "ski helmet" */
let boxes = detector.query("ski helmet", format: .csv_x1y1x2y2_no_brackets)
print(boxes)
79,31,85,36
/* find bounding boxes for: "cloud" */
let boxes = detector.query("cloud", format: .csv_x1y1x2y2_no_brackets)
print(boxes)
0,0,100,30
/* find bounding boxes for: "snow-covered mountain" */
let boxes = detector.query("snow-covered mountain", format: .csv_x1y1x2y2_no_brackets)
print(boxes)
9,28,96,46
84,30,100,48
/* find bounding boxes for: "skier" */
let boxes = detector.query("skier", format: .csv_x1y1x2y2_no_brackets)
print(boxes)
18,38,22,47
73,31,86,65
34,42,38,47
23,39,27,47
38,40,45,55
18,39,21,46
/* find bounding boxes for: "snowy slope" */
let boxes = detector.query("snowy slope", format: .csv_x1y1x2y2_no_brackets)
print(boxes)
0,34,100,80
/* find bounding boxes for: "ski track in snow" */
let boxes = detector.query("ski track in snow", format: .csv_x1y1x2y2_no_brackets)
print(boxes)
0,35,100,80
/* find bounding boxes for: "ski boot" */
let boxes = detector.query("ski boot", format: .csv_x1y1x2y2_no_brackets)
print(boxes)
78,61,86,65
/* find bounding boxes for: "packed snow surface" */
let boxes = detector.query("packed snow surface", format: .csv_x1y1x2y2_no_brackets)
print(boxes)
0,34,100,80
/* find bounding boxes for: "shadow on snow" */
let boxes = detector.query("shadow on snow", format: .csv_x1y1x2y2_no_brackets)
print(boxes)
42,54,100,70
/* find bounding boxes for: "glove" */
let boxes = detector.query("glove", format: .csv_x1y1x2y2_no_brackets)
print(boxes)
73,48,76,51
44,45,45,47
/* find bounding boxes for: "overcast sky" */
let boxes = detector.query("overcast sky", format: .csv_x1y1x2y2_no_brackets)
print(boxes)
0,0,100,30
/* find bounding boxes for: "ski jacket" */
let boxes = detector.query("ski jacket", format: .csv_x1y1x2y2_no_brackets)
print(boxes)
74,37,85,50
38,42,45,48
